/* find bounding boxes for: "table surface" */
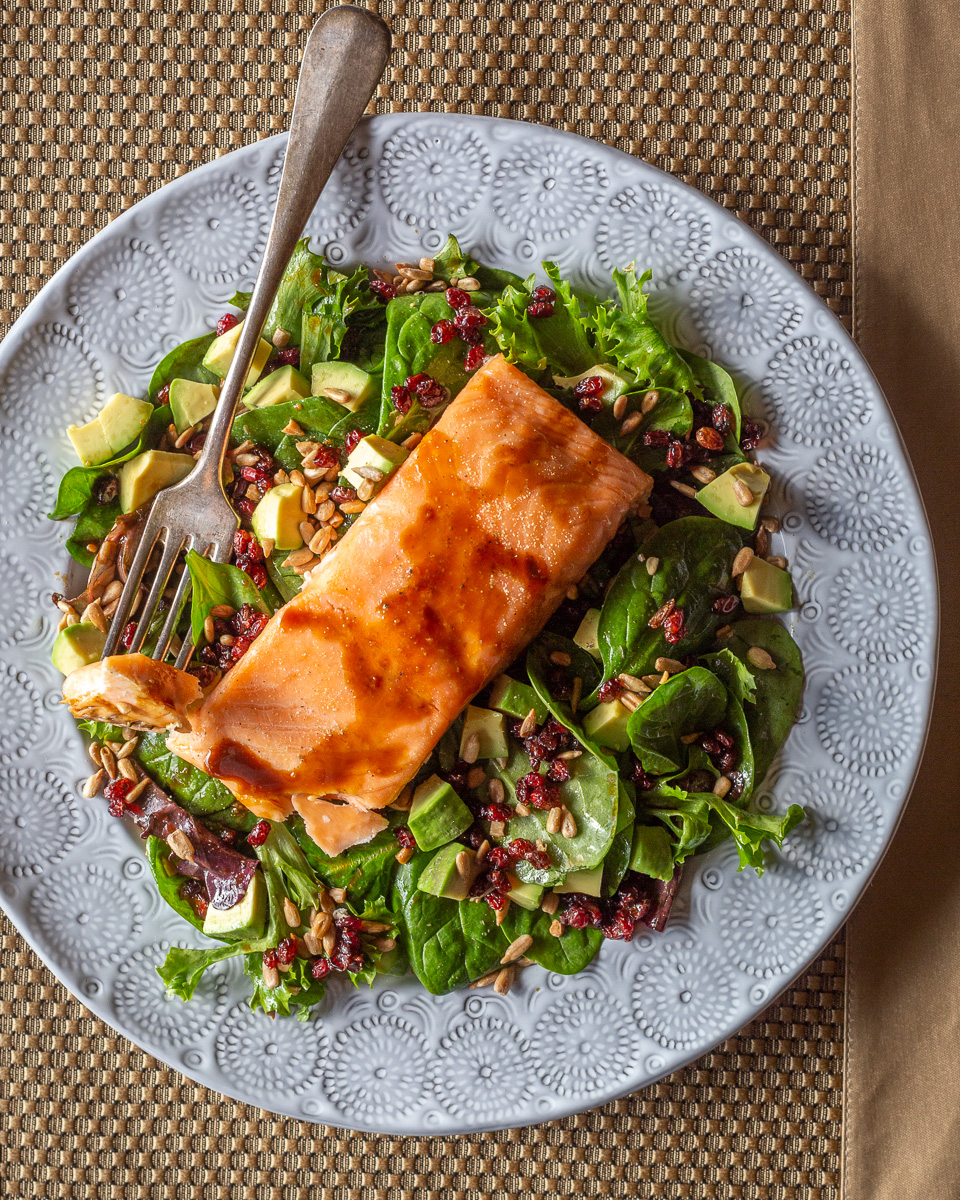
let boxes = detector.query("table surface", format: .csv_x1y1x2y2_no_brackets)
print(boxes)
0,1,850,1196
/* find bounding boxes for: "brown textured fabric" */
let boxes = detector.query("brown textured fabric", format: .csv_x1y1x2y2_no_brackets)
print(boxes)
845,2,960,1198
0,2,850,1196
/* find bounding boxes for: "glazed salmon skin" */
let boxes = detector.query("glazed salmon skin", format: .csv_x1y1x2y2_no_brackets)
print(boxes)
169,356,651,854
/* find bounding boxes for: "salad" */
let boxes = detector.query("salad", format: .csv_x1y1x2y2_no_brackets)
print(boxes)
50,236,804,1017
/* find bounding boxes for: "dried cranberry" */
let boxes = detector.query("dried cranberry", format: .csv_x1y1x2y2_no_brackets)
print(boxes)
578,395,604,414
121,621,137,650
712,594,740,614
233,530,262,561
180,879,208,921
445,286,471,309
546,758,571,783
263,948,278,971
665,439,684,469
394,826,416,849
573,375,605,398
598,678,623,702
485,845,513,869
740,419,764,450
330,485,356,503
695,426,725,452
430,319,458,344
663,608,686,644
630,761,656,790
94,475,119,506
509,838,551,870
461,824,485,849
247,819,271,847
369,279,396,302
712,405,735,436
715,730,735,750
334,912,362,933
277,346,300,368
156,384,170,407
276,936,298,966
453,307,486,329
391,384,413,415
485,890,508,911
344,429,362,454
216,313,240,337
218,827,239,846
561,895,603,929
527,300,555,319
235,497,255,519
530,285,556,302
464,345,485,371
407,373,446,409
642,429,670,448
457,323,484,346
480,802,512,824
311,957,332,980
601,908,636,941
104,778,134,818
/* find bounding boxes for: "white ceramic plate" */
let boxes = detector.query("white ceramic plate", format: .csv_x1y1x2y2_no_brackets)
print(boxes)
0,114,936,1133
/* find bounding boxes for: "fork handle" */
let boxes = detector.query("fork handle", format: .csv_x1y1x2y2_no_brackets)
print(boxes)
193,6,391,490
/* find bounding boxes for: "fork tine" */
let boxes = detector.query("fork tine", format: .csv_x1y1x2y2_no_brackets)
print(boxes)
100,517,164,657
171,535,234,671
152,535,196,664
128,531,185,654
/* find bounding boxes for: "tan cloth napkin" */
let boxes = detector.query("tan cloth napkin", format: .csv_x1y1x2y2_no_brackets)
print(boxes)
845,0,960,1196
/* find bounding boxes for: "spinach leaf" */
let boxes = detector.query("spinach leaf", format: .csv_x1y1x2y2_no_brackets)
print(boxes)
596,516,748,685
147,836,205,932
263,238,326,346
588,266,698,394
50,444,141,520
185,550,271,646
393,852,504,994
499,905,602,974
628,823,676,881
265,550,303,602
65,500,120,567
701,646,757,705
431,234,524,294
231,394,346,455
149,335,218,399
679,349,742,439
602,782,636,896
136,732,235,814
526,633,603,736
289,813,400,910
627,666,728,774
719,619,804,783
228,290,251,310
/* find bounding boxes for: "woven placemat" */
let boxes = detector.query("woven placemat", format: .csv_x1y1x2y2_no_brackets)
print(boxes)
0,2,850,1196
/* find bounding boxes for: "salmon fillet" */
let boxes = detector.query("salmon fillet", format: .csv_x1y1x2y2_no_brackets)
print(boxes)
169,355,651,849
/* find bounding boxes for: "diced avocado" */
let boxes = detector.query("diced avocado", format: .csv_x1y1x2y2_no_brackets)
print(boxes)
201,320,272,388
696,462,770,530
506,876,543,911
243,364,310,409
67,418,112,466
629,824,675,881
460,705,510,760
408,773,473,852
740,556,794,614
417,842,473,901
119,450,193,513
169,378,219,433
251,483,305,551
202,869,267,941
582,698,631,752
342,435,409,491
67,392,153,465
573,607,602,659
51,622,106,675
553,365,631,404
487,674,548,724
311,361,375,411
553,865,604,897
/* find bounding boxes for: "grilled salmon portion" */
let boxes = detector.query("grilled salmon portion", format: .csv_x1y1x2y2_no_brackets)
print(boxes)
170,355,651,844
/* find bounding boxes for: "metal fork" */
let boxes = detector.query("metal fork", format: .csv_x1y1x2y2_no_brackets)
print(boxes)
100,6,391,668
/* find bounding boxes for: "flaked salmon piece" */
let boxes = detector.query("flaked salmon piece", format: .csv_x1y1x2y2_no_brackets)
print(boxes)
292,797,387,857
169,355,651,836
63,654,201,733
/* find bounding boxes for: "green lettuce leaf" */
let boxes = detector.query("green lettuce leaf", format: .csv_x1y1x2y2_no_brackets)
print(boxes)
244,952,327,1019
300,264,380,372
263,238,326,346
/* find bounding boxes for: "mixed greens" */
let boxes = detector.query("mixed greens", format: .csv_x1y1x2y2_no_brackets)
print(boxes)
51,236,804,1018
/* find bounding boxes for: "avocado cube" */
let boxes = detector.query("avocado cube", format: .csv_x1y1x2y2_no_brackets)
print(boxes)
119,450,194,513
460,705,510,760
202,869,267,941
582,698,631,752
342,435,409,491
553,364,631,404
67,392,153,465
251,483,305,551
740,556,794,614
408,773,473,852
506,875,543,910
67,418,112,466
202,320,273,388
243,364,310,409
311,361,375,411
487,674,548,724
169,379,220,433
553,865,604,897
696,462,770,530
573,607,602,659
417,843,474,901
51,622,106,675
